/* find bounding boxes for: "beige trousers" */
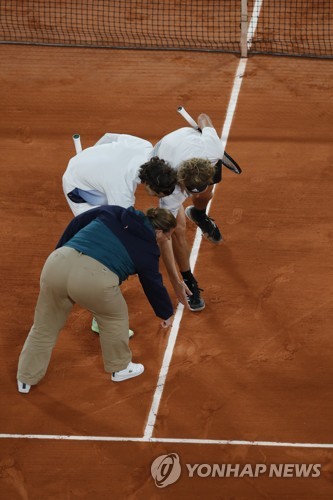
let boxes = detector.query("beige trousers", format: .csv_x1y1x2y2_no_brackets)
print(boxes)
17,247,131,385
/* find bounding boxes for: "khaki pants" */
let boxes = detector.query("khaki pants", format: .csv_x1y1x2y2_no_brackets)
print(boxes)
17,247,131,385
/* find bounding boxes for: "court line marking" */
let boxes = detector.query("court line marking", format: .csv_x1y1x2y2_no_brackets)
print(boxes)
144,39,250,441
1,434,333,449
247,0,264,49
143,303,185,438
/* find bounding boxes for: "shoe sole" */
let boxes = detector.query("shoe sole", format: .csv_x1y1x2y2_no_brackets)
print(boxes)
91,324,134,338
185,207,223,244
202,232,223,245
188,303,206,312
17,381,31,393
112,366,144,382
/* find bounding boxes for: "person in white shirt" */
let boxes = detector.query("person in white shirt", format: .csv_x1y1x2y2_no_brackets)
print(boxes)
154,113,239,311
64,134,155,216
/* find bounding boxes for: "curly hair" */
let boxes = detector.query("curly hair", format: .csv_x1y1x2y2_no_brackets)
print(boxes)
146,207,177,232
139,157,177,196
177,158,215,191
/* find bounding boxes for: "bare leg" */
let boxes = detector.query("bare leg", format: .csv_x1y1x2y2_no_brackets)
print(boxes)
191,185,214,210
171,205,191,272
185,185,222,244
172,206,205,312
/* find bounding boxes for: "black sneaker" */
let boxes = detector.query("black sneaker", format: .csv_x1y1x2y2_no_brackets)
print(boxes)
184,277,205,312
185,206,223,244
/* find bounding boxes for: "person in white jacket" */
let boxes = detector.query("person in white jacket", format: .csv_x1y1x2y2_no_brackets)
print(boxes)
153,113,230,311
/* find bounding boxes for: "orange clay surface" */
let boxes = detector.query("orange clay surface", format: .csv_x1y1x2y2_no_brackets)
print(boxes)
1,45,333,499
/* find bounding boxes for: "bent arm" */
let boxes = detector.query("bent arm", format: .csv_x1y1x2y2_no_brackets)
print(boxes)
138,264,174,320
159,239,191,307
159,238,180,284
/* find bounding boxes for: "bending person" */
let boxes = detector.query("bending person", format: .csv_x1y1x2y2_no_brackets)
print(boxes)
17,206,176,393
155,113,231,311
63,133,174,216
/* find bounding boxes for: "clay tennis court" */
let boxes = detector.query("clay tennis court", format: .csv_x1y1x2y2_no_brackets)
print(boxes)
1,2,333,499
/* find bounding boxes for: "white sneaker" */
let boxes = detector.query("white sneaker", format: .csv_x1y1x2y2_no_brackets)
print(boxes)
17,380,31,393
91,318,134,338
111,361,144,382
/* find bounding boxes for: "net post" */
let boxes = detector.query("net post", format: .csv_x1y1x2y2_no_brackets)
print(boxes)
240,0,248,58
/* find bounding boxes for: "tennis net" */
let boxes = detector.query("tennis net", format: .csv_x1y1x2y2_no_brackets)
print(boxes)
0,0,240,53
0,0,332,58
248,0,333,58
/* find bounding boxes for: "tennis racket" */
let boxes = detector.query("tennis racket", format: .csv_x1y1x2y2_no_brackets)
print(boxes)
177,106,242,175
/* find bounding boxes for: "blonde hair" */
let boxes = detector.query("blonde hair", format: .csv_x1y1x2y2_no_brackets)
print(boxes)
146,207,177,232
177,158,215,190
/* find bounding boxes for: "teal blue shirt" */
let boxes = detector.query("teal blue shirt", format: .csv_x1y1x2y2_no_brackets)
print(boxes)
64,219,135,282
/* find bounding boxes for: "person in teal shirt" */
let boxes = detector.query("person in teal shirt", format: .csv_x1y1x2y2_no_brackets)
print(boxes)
17,206,176,393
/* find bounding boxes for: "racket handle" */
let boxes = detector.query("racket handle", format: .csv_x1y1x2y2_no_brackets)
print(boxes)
72,134,82,154
177,106,200,130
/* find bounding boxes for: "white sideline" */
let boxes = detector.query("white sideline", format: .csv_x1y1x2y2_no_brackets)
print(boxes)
247,0,264,50
143,304,185,439
143,49,249,442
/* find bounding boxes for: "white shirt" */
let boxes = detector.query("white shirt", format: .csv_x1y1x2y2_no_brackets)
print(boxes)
63,134,153,216
155,126,224,168
156,127,224,215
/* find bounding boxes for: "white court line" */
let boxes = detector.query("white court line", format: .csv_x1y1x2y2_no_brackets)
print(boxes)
143,303,185,439
143,75,245,439
1,433,333,449
221,0,263,145
143,31,251,442
221,58,247,147
247,0,264,50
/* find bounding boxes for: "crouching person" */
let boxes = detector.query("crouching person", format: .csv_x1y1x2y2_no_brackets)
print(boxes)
17,206,176,393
